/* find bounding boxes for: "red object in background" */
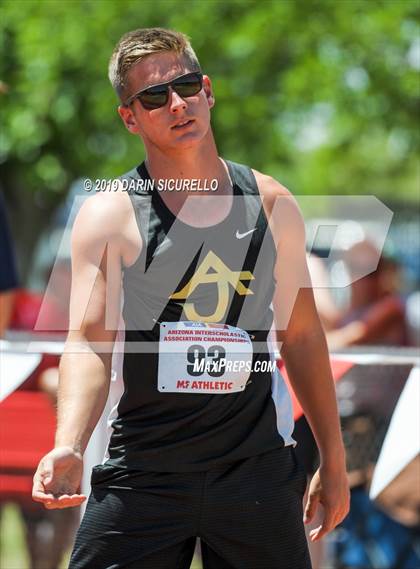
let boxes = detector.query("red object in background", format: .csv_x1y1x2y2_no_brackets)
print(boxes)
10,287,68,335
9,289,61,391
277,358,354,420
0,289,60,502
0,391,56,499
10,289,44,331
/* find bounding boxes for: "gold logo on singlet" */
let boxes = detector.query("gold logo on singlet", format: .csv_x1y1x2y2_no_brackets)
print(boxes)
170,250,254,321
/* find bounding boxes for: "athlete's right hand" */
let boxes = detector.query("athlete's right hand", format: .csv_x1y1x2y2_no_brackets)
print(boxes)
32,446,86,509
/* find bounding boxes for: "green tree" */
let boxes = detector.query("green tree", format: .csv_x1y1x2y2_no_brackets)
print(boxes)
0,0,418,276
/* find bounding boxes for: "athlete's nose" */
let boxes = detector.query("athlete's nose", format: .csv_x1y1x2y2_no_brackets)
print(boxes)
169,87,187,113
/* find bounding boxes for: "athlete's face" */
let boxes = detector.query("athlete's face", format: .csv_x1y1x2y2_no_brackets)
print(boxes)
118,52,215,151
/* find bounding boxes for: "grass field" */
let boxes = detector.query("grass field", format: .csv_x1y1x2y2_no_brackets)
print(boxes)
0,503,202,569
0,504,70,569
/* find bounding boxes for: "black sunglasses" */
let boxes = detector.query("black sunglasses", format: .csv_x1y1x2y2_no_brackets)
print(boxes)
124,71,203,110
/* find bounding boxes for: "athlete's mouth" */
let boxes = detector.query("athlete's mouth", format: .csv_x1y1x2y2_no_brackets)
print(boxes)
171,119,194,130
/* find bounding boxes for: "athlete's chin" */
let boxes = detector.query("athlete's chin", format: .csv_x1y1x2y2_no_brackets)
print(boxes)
169,131,206,150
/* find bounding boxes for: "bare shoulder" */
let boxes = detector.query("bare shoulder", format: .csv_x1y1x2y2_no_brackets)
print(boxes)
251,169,292,201
72,183,134,245
251,168,304,242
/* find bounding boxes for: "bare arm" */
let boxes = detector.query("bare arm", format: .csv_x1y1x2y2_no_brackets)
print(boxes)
56,240,121,454
255,172,350,541
33,193,127,508
274,220,345,470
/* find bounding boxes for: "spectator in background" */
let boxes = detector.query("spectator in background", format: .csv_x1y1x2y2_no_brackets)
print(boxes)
307,241,418,569
326,240,407,350
0,190,19,336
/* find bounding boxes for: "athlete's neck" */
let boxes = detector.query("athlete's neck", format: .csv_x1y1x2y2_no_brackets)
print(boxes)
144,132,231,195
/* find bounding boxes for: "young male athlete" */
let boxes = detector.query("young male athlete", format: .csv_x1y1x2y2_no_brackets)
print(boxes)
32,28,349,569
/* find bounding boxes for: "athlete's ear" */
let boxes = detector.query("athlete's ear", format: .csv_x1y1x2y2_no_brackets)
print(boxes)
203,75,215,109
118,105,141,134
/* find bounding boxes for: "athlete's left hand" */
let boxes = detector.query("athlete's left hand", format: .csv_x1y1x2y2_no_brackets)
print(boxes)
303,464,350,541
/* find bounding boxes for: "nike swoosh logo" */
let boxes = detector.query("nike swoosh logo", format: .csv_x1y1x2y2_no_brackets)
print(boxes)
236,228,257,239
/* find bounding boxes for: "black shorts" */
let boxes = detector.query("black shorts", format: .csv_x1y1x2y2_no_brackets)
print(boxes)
69,446,311,569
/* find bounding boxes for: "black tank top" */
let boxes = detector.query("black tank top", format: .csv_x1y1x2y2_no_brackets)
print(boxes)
104,160,294,473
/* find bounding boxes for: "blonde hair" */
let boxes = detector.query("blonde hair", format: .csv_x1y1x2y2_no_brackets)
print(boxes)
109,27,201,101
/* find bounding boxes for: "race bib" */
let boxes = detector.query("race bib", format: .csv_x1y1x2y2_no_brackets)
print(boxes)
158,321,253,394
